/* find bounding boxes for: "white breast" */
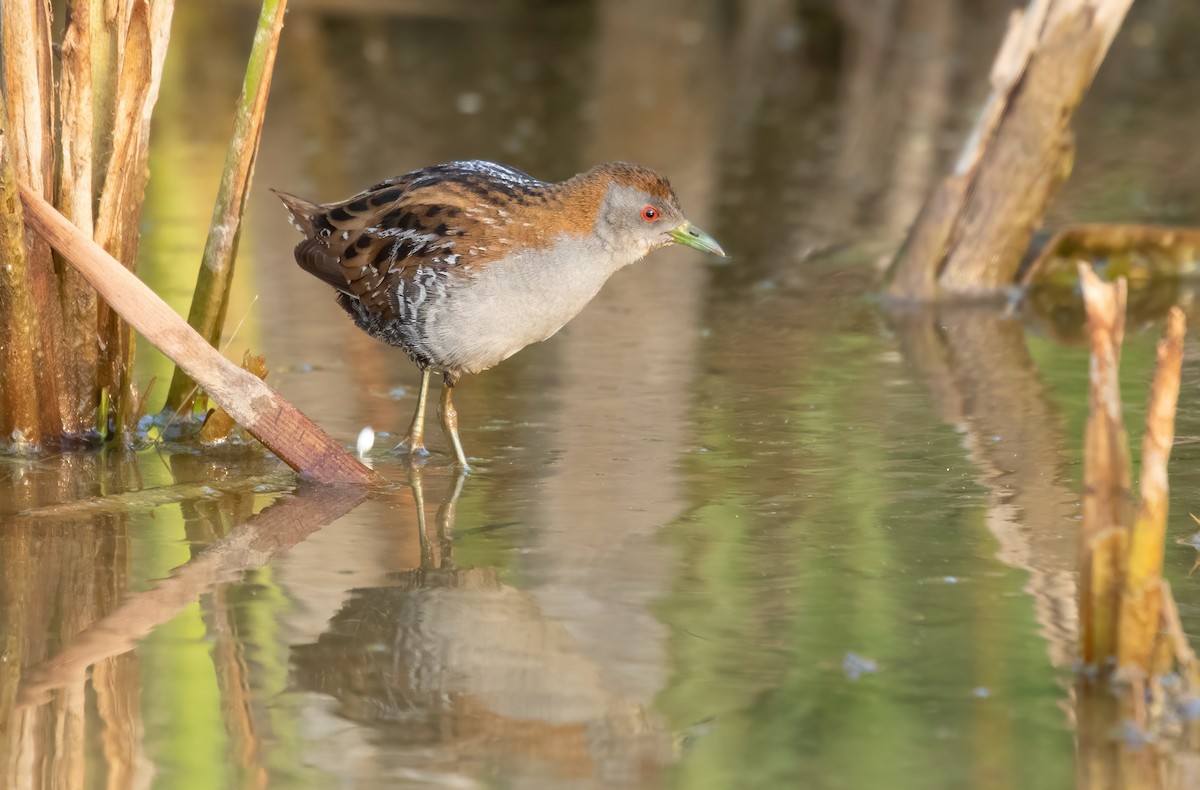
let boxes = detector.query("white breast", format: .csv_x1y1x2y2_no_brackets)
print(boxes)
423,236,636,375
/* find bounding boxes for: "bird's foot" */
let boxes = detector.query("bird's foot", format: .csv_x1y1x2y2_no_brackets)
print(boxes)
392,437,431,458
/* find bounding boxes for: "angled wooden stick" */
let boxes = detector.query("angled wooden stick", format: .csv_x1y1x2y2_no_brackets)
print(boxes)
20,183,379,485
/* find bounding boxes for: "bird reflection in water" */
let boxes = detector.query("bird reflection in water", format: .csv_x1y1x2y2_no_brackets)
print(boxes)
288,465,673,784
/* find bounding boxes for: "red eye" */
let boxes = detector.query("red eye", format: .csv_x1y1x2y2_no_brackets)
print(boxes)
641,205,658,221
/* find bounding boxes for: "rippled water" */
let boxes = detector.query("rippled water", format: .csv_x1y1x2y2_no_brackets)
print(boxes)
3,1,1200,788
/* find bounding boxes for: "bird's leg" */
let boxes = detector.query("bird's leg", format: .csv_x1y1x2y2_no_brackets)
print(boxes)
435,469,466,567
408,464,435,568
437,372,470,470
395,368,432,456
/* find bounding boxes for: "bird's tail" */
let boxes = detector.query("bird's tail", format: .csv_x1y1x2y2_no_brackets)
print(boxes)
271,188,322,236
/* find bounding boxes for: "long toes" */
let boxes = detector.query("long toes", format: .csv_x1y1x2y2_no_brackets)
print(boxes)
392,441,431,457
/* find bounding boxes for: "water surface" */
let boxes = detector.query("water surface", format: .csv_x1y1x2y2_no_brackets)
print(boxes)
4,1,1200,788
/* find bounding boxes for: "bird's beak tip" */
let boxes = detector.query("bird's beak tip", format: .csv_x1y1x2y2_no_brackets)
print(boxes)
670,221,726,258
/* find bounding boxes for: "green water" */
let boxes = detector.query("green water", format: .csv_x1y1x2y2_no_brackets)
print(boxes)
3,1,1200,788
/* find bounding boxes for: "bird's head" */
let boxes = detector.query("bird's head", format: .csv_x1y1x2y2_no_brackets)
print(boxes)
583,163,726,263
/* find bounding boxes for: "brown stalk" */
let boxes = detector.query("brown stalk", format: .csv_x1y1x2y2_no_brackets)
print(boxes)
94,0,175,441
21,183,380,485
1,0,54,192
1077,265,1132,666
88,0,121,196
165,0,289,414
0,117,42,445
2,0,66,441
1116,307,1186,672
56,0,101,435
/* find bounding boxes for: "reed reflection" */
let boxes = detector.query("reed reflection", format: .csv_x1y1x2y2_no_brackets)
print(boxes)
2,475,366,790
893,300,1200,790
892,306,1081,665
0,452,142,790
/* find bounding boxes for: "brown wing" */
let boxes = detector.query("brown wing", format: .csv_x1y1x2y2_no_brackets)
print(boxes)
278,163,560,319
279,189,478,318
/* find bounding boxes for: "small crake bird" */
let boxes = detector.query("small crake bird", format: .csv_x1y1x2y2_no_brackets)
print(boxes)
275,160,726,469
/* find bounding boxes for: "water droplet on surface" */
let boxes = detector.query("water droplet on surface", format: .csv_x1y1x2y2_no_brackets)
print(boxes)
356,426,376,457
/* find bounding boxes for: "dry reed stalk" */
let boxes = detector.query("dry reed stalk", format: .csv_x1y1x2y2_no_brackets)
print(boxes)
1117,307,1186,671
0,116,42,446
56,0,101,435
1078,265,1132,665
2,0,66,441
1,0,54,192
88,0,121,195
1078,268,1197,683
21,183,380,484
94,0,175,441
165,0,289,415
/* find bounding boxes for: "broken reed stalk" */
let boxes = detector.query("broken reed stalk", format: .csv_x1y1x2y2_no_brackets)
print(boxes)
1078,264,1192,677
1117,306,1185,671
20,184,380,485
94,0,175,442
885,0,1134,301
165,0,288,416
1078,266,1131,666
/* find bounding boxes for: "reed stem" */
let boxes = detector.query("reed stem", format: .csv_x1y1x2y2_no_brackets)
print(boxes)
93,0,175,442
56,0,101,436
2,0,66,442
165,0,288,415
0,111,43,446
